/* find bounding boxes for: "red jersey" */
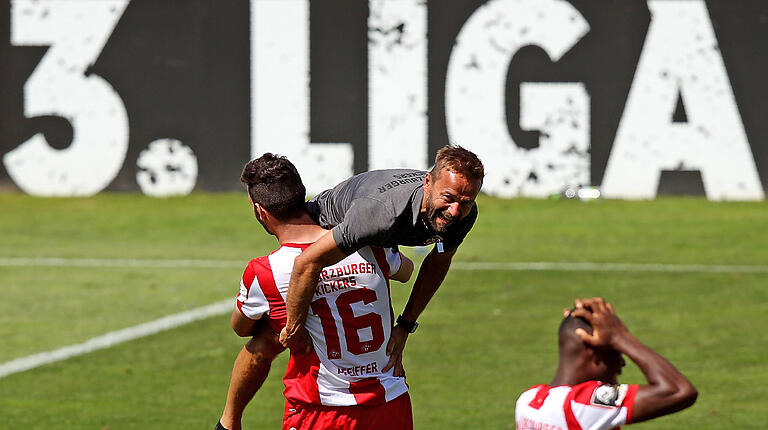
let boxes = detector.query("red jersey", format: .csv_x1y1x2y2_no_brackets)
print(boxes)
515,381,639,430
236,243,408,406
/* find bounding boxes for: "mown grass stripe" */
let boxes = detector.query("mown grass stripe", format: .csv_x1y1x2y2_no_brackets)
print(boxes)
450,261,768,273
0,299,233,379
1,257,767,273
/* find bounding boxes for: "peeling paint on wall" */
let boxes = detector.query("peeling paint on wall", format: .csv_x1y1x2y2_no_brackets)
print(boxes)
445,0,590,197
602,0,764,201
368,0,428,170
3,0,129,196
1,0,766,199
136,139,197,197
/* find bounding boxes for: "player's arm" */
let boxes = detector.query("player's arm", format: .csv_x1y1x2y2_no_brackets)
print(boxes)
220,318,285,430
401,245,454,322
572,298,698,423
231,306,258,337
389,253,414,283
280,231,347,351
383,246,455,375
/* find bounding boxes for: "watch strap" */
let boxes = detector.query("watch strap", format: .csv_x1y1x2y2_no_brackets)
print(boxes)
396,314,419,333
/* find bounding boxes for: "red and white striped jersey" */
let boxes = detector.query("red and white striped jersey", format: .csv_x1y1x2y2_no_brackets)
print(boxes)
236,242,408,406
515,381,639,430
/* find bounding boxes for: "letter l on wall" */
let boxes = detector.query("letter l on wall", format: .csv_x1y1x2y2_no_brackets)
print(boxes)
251,0,353,195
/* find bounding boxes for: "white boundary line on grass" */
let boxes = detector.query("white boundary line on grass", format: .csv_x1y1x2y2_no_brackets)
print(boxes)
1,257,768,273
0,299,234,379
449,261,768,274
0,257,244,269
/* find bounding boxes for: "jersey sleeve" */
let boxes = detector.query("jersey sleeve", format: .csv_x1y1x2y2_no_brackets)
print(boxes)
384,246,403,277
331,197,396,254
235,259,270,321
567,381,639,430
441,203,478,252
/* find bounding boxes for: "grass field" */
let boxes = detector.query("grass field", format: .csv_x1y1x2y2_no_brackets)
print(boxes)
0,192,766,429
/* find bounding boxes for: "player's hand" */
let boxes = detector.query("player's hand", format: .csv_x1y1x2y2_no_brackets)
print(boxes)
279,325,313,354
570,297,629,349
382,325,408,377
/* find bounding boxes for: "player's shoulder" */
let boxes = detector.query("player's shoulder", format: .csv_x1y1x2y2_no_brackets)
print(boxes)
515,384,546,407
360,168,425,178
352,169,425,192
570,380,632,409
243,244,303,272
244,254,271,270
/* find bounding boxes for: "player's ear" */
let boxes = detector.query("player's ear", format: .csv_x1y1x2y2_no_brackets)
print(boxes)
254,203,266,220
582,344,599,364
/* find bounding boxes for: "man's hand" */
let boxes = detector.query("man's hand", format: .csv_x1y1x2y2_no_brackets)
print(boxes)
382,325,408,377
282,232,346,355
570,297,630,349
571,297,698,423
279,325,313,354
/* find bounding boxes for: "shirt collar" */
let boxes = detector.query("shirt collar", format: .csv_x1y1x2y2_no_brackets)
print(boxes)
411,185,425,227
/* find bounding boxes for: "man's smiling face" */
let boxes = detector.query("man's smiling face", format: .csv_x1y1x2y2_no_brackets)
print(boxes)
422,169,481,234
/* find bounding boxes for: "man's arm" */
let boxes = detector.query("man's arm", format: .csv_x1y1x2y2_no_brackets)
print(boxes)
220,318,285,430
231,306,257,337
382,246,455,376
401,246,454,321
389,254,414,283
279,231,347,351
572,298,698,423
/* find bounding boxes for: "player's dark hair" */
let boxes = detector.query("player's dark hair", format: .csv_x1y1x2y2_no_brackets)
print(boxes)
430,145,485,183
241,153,306,220
558,311,594,353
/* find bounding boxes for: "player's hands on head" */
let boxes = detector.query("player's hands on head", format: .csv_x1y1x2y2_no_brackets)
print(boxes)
279,325,313,354
570,297,629,349
382,325,408,377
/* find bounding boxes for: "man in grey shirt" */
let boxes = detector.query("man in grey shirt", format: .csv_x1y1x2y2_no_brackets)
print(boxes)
307,168,477,254
281,145,484,376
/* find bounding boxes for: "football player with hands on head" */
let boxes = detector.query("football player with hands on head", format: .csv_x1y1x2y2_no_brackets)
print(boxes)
515,297,697,430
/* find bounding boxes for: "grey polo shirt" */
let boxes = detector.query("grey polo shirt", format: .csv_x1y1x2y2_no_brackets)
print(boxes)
306,169,477,255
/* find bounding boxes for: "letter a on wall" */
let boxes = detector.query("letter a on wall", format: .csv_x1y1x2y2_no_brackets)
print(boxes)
602,0,764,201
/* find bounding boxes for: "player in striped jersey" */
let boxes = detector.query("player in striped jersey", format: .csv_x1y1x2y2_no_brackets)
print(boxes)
515,297,697,430
217,154,414,430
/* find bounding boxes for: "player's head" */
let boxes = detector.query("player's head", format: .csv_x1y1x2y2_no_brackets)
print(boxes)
241,153,306,229
558,310,625,385
423,145,484,234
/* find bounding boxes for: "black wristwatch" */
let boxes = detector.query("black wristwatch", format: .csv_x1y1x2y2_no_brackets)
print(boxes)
396,315,419,333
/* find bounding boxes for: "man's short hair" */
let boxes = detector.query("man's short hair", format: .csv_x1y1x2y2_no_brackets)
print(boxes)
558,311,594,352
430,145,485,182
241,153,306,220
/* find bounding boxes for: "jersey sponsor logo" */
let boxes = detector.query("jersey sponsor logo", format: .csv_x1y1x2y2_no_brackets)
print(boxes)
316,262,379,296
315,277,357,296
377,173,425,193
320,263,376,280
591,384,623,407
516,418,564,430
